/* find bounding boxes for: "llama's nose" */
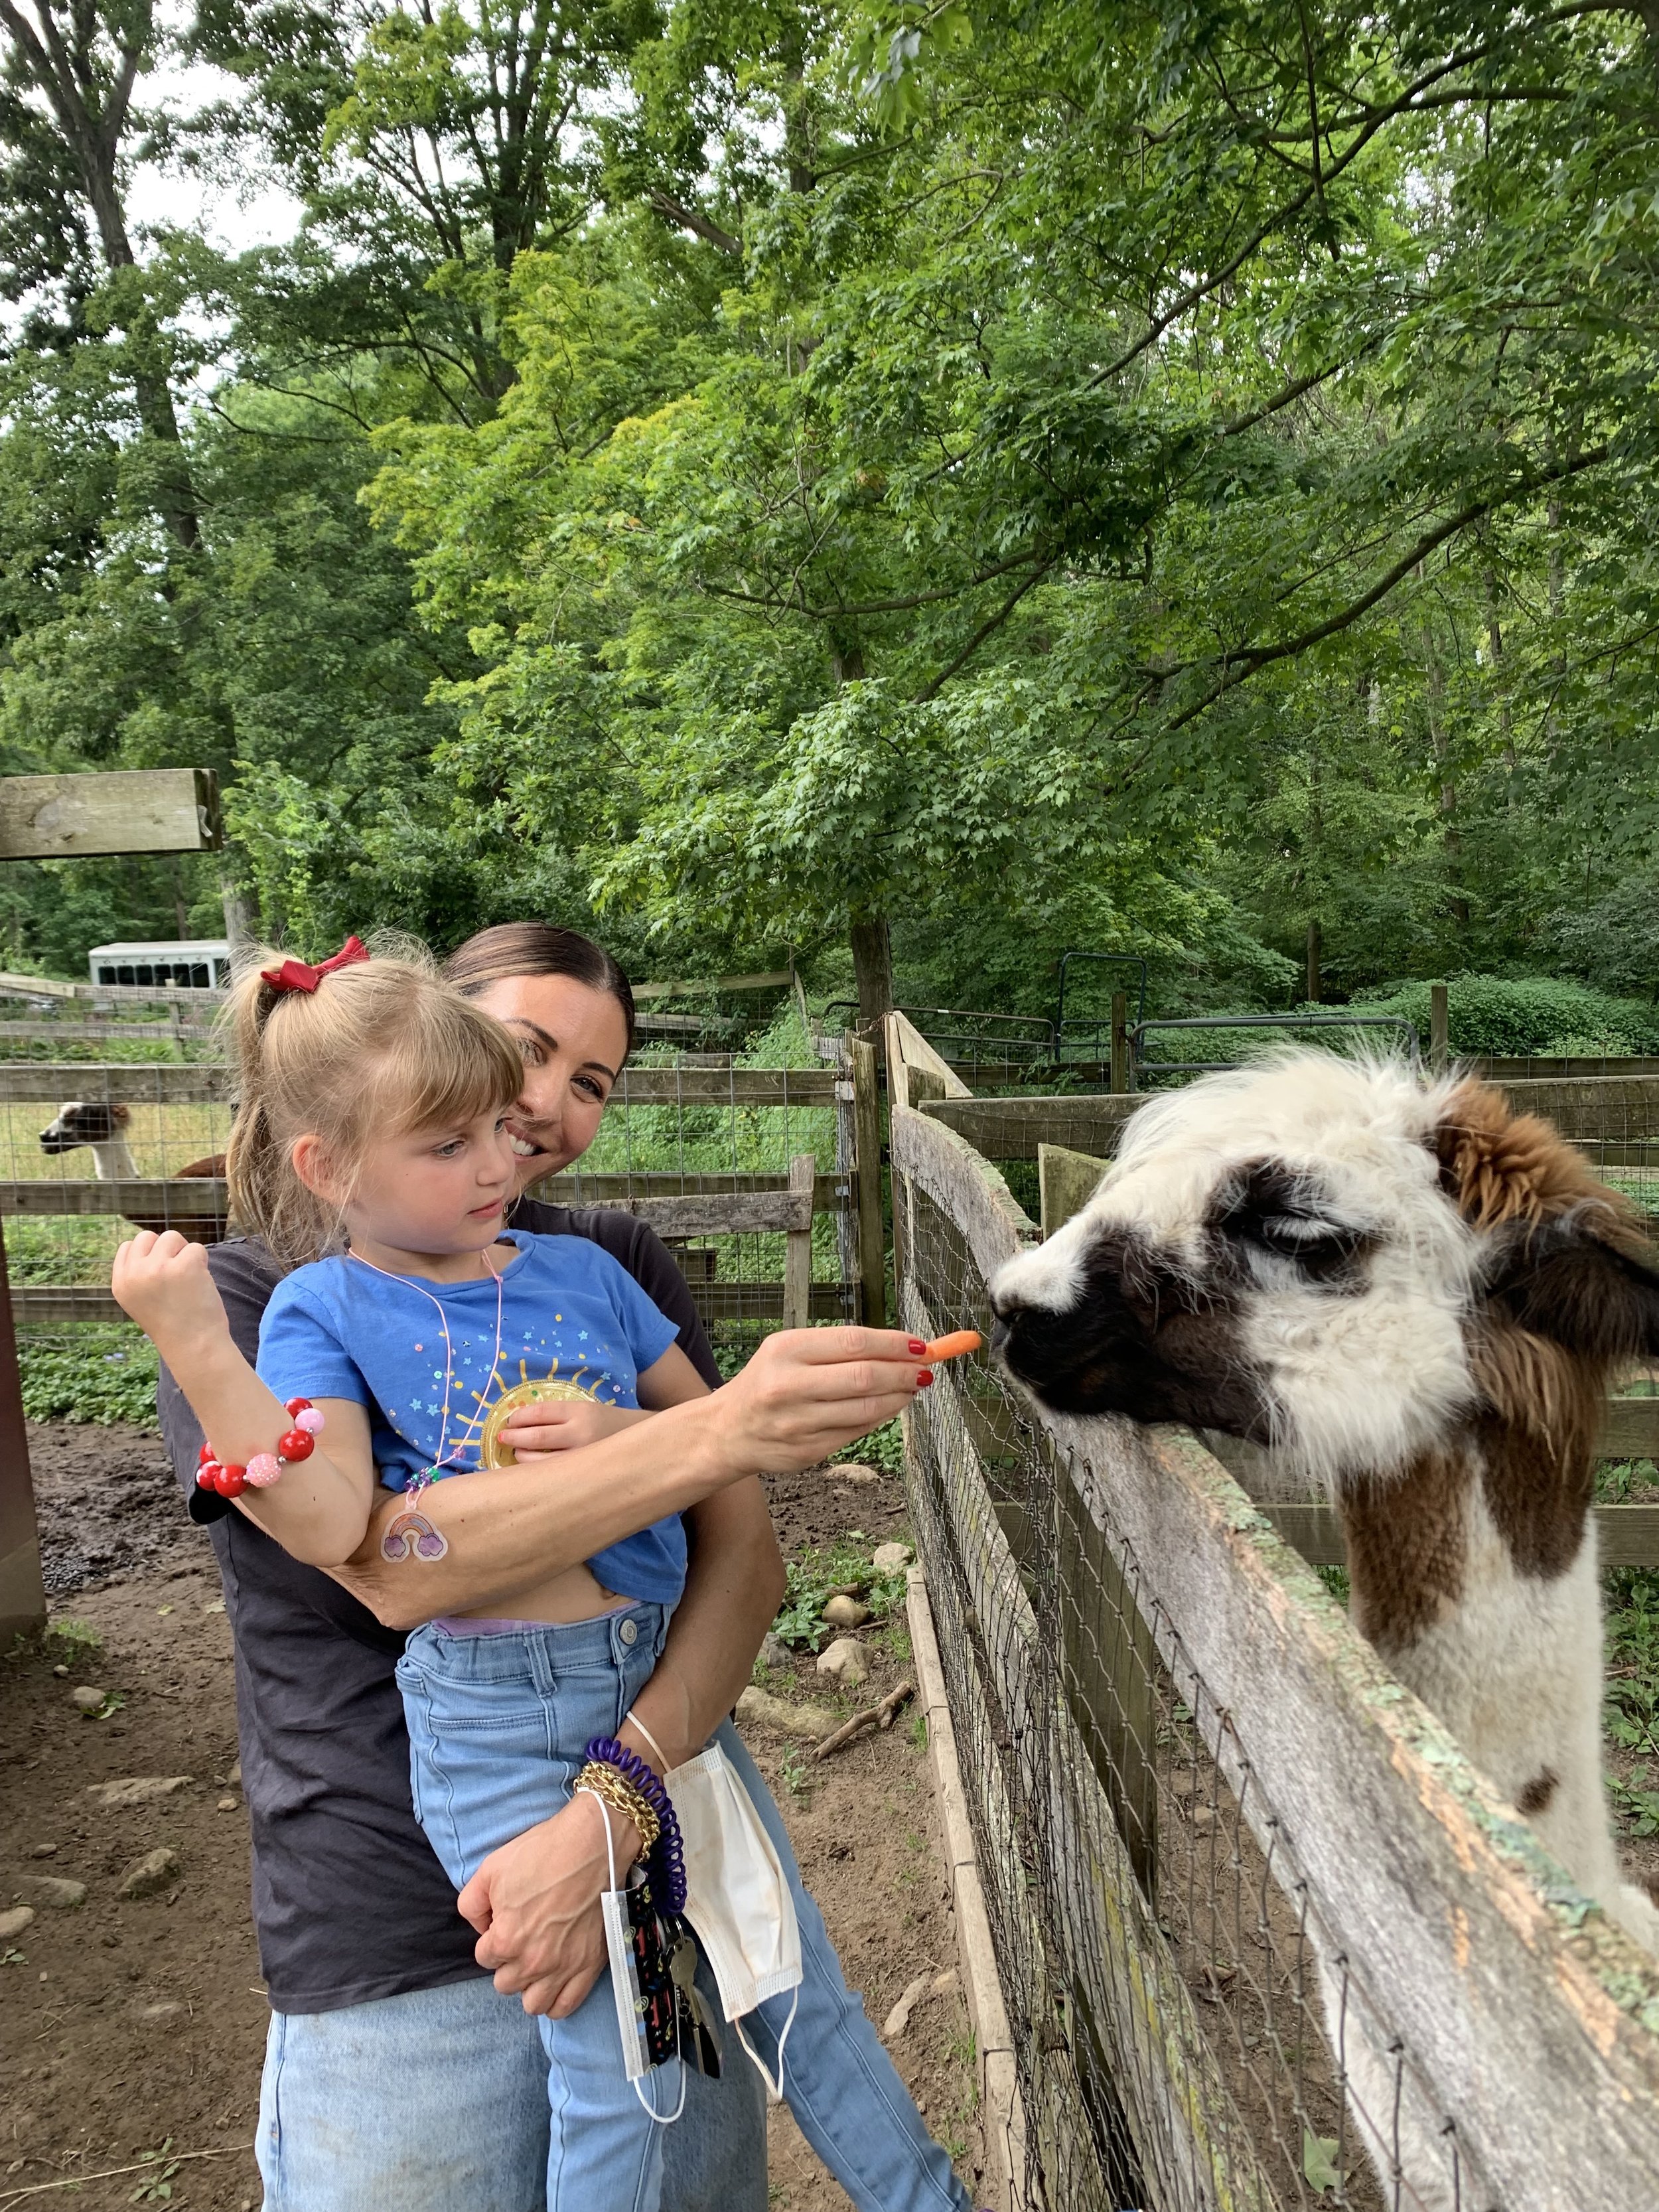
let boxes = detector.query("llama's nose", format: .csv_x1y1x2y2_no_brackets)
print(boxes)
988,1311,1015,1363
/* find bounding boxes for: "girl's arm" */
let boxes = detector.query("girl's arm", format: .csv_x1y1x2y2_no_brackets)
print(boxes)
330,1324,927,1631
113,1231,376,1569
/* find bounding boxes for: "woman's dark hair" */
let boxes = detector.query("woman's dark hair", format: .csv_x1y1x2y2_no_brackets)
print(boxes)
442,923,636,1058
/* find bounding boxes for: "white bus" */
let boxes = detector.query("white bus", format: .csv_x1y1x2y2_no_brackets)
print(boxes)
87,939,231,992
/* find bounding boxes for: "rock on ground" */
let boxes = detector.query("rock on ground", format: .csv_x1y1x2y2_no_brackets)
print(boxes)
816,1637,870,1686
117,1848,181,1900
0,1904,36,1940
822,1594,870,1631
88,1776,191,1810
17,1876,86,1909
735,1686,839,1739
871,1542,914,1574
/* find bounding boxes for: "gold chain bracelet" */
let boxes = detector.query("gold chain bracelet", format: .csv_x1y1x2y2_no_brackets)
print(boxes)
575,1760,660,1855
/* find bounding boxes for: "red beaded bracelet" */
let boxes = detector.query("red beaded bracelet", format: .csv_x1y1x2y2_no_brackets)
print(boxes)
197,1398,325,1498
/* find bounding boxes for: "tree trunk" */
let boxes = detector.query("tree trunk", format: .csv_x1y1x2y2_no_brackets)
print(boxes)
0,0,200,551
1423,631,1469,933
850,915,894,1034
1305,918,1322,1007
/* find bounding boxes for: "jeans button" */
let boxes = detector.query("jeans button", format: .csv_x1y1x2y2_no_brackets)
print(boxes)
618,1619,638,1647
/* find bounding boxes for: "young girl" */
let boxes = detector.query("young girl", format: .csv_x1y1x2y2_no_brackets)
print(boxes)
113,938,972,2212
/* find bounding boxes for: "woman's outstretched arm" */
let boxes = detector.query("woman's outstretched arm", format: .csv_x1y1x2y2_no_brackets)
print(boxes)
330,1325,926,1629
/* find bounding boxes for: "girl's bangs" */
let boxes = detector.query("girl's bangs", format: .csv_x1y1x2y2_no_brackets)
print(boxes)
370,1008,524,1138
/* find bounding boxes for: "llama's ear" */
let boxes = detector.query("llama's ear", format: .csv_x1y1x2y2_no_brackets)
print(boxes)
113,1102,131,1126
1484,1212,1659,1364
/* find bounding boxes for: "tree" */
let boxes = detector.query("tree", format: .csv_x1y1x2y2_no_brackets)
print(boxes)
0,0,200,548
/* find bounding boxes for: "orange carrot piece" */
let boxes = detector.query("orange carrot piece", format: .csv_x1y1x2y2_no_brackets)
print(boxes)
924,1329,983,1363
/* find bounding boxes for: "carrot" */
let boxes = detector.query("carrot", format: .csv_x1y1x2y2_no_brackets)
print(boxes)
924,1329,983,1363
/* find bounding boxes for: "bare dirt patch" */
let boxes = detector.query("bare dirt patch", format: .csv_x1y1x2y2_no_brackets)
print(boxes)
3,1427,977,2211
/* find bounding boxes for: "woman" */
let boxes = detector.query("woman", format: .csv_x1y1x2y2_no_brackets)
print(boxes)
157,922,952,2212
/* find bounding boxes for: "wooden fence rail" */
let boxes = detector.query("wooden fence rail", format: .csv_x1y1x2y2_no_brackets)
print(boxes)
0,1061,838,1107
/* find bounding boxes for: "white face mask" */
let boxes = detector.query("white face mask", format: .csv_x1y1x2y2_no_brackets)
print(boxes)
666,1743,803,2100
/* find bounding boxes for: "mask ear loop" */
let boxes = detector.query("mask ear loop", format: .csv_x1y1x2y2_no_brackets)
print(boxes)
735,1989,798,2104
625,1710,670,1769
579,1788,686,2126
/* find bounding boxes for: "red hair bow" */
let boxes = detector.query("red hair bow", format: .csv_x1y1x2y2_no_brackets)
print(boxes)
261,936,370,995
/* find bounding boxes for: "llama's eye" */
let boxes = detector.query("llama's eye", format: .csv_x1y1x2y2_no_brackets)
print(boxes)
1252,1215,1364,1271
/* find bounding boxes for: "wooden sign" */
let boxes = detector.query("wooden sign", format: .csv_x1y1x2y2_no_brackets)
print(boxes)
0,769,222,859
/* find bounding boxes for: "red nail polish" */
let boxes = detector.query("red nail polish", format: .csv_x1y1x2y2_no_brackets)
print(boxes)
916,1368,934,1387
907,1339,926,1355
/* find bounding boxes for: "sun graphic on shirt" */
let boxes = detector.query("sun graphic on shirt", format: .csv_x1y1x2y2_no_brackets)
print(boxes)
472,1360,611,1468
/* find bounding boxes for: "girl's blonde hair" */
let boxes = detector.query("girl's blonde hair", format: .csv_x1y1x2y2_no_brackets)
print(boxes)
224,934,525,1267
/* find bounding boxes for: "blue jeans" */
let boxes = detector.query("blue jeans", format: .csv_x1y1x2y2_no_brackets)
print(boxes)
392,1606,970,2212
256,1960,762,2212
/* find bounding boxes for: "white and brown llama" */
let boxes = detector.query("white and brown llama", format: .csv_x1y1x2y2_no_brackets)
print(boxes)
40,1100,225,1242
988,1052,1659,2199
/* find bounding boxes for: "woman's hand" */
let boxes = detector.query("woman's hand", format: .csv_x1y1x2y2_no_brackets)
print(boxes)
711,1326,933,1475
112,1230,232,1361
497,1399,652,1460
458,1793,641,2018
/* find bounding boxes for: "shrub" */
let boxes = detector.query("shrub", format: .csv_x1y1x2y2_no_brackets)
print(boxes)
1352,974,1659,1060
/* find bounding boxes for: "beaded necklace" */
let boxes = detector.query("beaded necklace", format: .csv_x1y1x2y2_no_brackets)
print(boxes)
348,1242,508,1564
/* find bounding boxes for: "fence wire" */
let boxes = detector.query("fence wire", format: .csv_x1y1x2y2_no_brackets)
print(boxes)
901,1178,1500,2212
0,1055,857,1337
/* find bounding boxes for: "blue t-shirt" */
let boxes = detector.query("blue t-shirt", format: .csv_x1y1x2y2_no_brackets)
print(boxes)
255,1230,686,1605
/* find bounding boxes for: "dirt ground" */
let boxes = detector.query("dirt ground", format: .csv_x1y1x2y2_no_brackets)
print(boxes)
1,1426,980,2212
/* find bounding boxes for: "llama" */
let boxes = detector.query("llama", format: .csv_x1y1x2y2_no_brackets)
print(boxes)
40,1100,225,1242
987,1053,1659,2199
40,1099,139,1179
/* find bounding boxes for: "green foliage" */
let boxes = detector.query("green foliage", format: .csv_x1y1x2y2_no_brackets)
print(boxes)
831,1417,903,1475
19,1327,160,1426
44,1617,104,1665
771,1537,910,1652
1356,976,1659,1060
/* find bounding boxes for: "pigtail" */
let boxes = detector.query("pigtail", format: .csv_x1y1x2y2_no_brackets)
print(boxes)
222,950,336,1268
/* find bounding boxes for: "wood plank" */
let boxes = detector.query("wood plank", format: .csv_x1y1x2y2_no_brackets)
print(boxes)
1052,1418,1659,2208
852,1039,886,1330
782,1155,815,1329
0,1064,238,1103
14,1280,852,1327
0,1218,44,1636
630,970,792,1001
611,1067,836,1104
0,1177,823,1236
0,1059,839,1105
922,1093,1140,1161
0,1178,230,1218
1262,1499,1659,1571
0,769,221,859
528,1169,849,1213
1037,1143,1108,1238
889,1011,972,1110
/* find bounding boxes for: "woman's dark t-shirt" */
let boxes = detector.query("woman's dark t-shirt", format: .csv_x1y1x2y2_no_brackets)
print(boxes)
155,1202,721,2015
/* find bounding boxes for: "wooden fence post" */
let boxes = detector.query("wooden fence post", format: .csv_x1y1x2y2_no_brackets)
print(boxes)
782,1153,816,1329
1430,982,1449,1073
1109,990,1130,1095
851,1037,887,1329
0,1216,44,1636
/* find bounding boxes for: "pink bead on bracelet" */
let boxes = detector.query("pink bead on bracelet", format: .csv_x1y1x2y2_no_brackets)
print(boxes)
197,1398,325,1498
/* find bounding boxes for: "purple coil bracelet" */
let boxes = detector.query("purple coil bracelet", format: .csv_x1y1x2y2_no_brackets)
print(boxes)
586,1734,687,1916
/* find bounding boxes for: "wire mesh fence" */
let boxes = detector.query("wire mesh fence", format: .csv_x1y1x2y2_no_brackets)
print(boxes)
901,1172,1496,2212
0,1052,861,1347
886,1009,1659,2211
